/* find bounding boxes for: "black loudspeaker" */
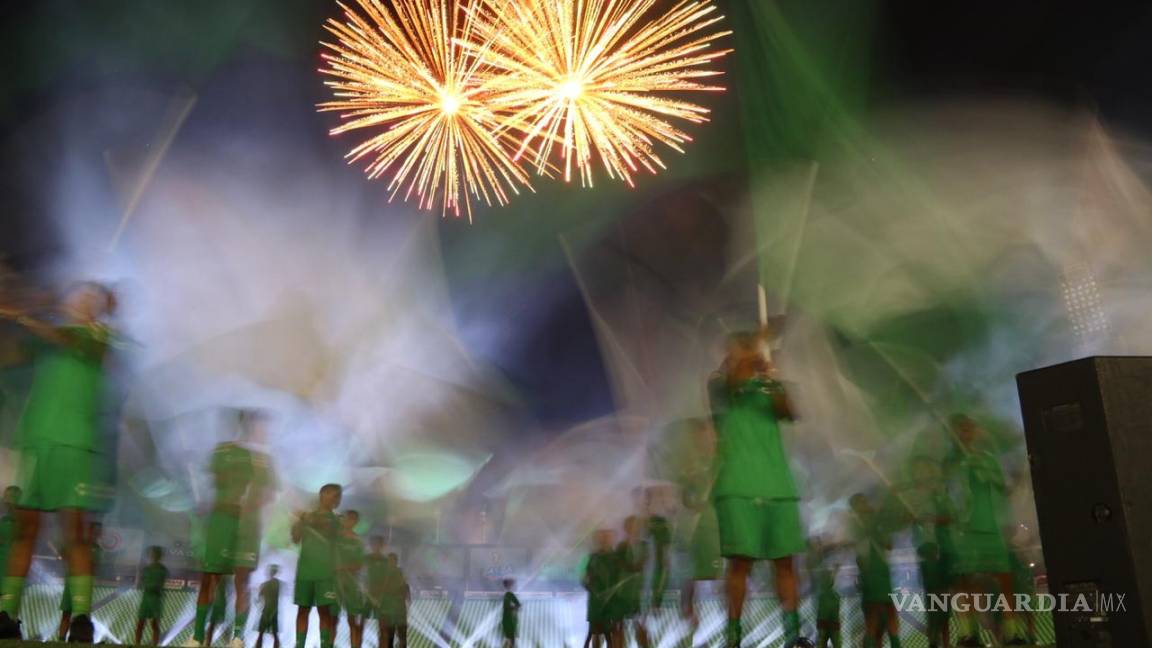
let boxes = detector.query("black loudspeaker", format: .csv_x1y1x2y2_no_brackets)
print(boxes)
1017,357,1152,647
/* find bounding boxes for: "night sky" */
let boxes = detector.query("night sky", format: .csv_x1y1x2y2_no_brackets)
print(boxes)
2,1,1151,426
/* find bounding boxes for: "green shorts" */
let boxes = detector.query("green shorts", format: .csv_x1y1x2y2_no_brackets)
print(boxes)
295,579,338,609
715,497,805,560
337,575,365,616
60,584,72,613
17,444,113,512
203,510,240,574
955,530,1011,575
138,593,164,620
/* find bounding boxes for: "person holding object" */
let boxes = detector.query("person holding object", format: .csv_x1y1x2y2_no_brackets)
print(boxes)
708,329,812,648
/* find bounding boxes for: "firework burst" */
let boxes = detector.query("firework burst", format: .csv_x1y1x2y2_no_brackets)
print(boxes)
319,0,532,219
466,0,733,187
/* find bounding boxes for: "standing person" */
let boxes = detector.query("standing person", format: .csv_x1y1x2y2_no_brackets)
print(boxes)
947,414,1026,646
193,410,277,648
677,419,722,635
708,331,810,648
363,537,387,645
376,553,409,648
256,565,282,648
335,511,365,648
807,539,842,648
0,283,119,642
0,487,21,599
500,578,520,648
917,542,949,648
292,484,342,648
644,489,672,611
614,516,650,648
849,494,901,648
581,529,616,648
58,520,104,641
135,546,169,646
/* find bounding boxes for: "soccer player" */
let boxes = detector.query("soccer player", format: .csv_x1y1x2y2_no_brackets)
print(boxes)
194,409,277,648
643,489,672,611
58,521,104,641
135,546,169,646
581,529,616,648
677,419,722,634
808,539,842,648
256,565,282,648
708,331,810,647
917,542,949,648
0,283,118,642
947,414,1026,646
850,493,900,648
614,516,650,648
336,511,365,648
501,578,520,648
293,484,342,648
376,553,409,648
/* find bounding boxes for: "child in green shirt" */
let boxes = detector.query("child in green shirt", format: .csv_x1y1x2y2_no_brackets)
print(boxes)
582,529,617,648
256,565,282,648
501,578,521,647
135,546,169,646
336,510,365,648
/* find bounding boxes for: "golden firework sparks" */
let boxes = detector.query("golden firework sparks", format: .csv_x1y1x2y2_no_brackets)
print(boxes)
319,0,532,219
465,0,733,187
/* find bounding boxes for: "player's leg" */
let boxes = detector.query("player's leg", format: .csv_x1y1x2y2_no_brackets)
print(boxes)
724,556,753,646
0,508,41,628
136,618,146,645
773,555,803,642
318,604,335,648
885,602,902,648
295,606,310,648
195,573,222,646
59,508,95,642
152,618,161,645
234,567,252,640
993,572,1027,644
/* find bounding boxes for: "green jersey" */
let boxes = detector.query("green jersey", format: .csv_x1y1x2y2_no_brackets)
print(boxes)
260,578,281,609
583,550,617,622
376,564,408,615
18,325,110,450
615,541,646,609
211,443,275,510
295,510,340,581
141,562,168,595
365,555,388,599
954,451,1008,533
709,375,798,500
337,534,365,573
502,591,520,627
